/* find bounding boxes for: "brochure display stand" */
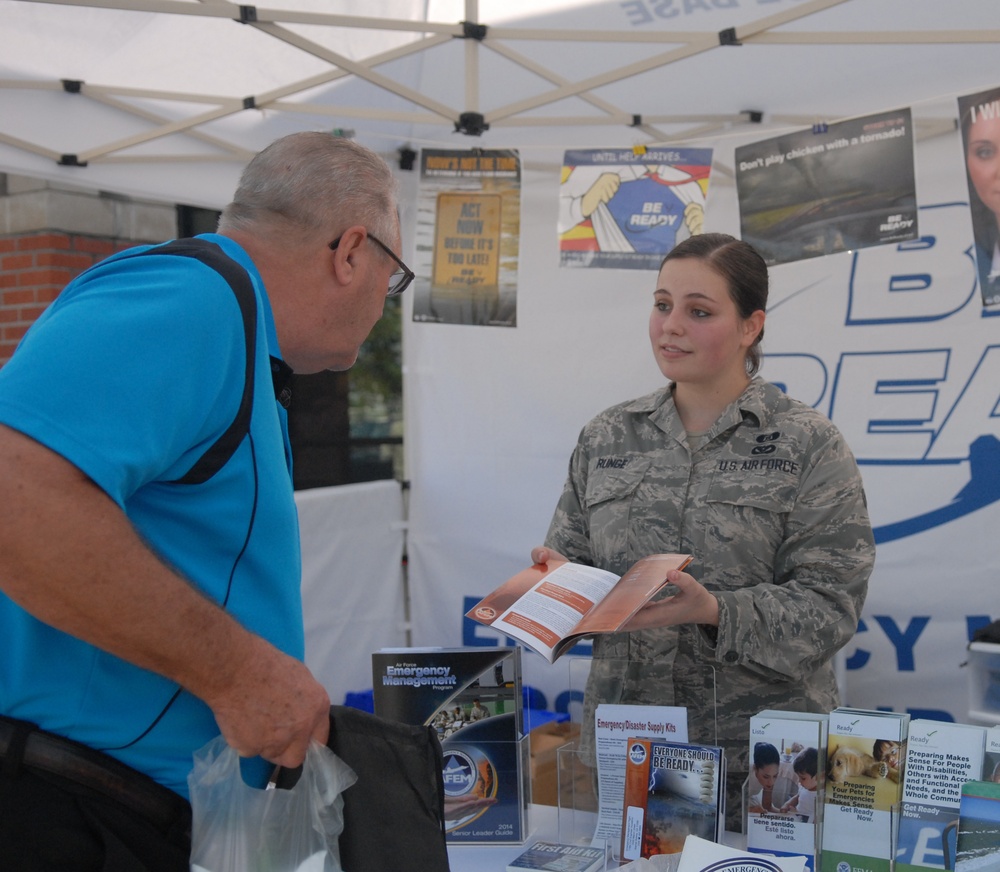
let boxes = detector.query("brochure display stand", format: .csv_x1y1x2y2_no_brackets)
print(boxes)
372,647,529,845
550,659,720,867
441,647,996,872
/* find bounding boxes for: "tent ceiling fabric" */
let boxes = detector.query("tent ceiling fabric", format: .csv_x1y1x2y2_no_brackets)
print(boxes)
0,0,998,208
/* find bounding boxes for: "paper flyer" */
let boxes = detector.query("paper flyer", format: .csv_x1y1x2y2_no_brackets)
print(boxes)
592,703,688,852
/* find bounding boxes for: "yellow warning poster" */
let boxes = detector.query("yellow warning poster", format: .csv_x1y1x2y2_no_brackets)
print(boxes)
432,193,502,292
412,148,521,327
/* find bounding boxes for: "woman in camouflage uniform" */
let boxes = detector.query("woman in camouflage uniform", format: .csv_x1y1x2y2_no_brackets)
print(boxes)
532,233,874,830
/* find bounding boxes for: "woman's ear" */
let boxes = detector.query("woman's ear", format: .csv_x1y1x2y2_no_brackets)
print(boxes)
743,309,766,346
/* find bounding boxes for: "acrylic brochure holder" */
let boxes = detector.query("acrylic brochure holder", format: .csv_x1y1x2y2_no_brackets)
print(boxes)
553,657,719,868
556,656,610,866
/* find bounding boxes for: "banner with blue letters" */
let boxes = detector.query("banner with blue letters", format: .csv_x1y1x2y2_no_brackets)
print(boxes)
403,90,998,730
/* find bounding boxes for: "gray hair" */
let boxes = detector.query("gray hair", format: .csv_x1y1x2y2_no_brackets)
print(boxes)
218,132,398,242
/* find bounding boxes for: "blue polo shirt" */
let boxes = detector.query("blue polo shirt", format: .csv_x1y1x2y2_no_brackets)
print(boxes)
0,234,301,797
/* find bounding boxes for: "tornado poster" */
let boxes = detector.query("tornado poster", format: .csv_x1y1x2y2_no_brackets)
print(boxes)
735,108,918,266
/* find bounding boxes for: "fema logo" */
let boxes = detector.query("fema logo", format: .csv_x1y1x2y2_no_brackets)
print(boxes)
628,742,647,765
836,862,851,872
442,750,478,797
703,859,782,872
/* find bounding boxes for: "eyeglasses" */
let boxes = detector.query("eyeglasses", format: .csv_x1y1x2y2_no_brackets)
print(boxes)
329,232,415,297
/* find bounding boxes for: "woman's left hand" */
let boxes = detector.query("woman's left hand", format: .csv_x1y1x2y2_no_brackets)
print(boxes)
621,569,719,631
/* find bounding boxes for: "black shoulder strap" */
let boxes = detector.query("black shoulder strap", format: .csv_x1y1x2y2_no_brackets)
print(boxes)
119,238,257,485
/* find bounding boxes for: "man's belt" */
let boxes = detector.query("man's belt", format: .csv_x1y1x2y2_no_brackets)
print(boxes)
0,716,190,836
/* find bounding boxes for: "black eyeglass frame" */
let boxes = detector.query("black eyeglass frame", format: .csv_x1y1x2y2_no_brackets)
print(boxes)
329,232,415,297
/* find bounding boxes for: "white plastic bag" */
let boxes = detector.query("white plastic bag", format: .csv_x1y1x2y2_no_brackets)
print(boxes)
188,736,357,872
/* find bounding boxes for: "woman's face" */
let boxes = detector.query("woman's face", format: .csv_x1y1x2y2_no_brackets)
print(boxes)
966,106,1000,220
754,763,779,789
649,257,762,390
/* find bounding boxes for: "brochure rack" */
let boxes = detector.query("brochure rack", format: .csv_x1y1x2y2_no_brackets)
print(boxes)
549,658,719,866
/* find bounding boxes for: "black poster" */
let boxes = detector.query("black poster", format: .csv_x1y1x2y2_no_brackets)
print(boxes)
736,108,918,266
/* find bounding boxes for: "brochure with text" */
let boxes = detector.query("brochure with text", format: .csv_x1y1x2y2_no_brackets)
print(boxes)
897,719,987,872
746,709,828,872
592,703,689,855
820,707,909,872
620,738,726,861
956,780,1000,872
466,554,692,663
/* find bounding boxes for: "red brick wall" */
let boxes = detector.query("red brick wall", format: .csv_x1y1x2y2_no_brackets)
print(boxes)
0,232,136,365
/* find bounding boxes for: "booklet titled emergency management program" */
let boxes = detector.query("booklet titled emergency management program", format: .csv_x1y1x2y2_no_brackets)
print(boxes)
372,647,527,845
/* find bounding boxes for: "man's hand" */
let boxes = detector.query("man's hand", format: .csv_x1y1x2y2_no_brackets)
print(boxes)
207,635,330,768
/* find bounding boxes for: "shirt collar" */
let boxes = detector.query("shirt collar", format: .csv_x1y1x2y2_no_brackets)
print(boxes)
626,378,769,437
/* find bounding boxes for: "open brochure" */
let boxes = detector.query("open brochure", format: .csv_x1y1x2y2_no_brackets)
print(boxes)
466,554,692,663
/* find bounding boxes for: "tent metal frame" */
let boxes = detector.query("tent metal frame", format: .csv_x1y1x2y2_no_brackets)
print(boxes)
1,0,997,170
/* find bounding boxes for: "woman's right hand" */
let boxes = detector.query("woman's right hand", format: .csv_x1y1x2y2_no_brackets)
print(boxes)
530,545,568,565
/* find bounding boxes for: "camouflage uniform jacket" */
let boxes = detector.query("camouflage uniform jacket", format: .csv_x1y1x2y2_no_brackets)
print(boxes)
544,377,874,795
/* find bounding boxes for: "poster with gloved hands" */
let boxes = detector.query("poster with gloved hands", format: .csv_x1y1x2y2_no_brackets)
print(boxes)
559,147,713,270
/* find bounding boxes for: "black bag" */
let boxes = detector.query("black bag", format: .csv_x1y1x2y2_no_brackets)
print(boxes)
325,705,450,872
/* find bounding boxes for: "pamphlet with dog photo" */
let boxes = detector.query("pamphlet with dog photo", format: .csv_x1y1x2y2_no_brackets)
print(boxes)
820,707,910,872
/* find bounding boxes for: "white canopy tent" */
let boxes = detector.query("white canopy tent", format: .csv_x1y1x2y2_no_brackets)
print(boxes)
1,0,997,207
3,0,999,722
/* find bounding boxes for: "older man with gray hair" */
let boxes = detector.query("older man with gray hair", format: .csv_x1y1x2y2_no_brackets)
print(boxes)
0,132,411,870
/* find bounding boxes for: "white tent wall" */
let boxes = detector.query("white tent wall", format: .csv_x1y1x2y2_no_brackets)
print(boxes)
297,481,408,708
403,92,999,724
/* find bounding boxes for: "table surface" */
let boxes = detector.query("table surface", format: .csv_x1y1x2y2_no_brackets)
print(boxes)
446,803,565,871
